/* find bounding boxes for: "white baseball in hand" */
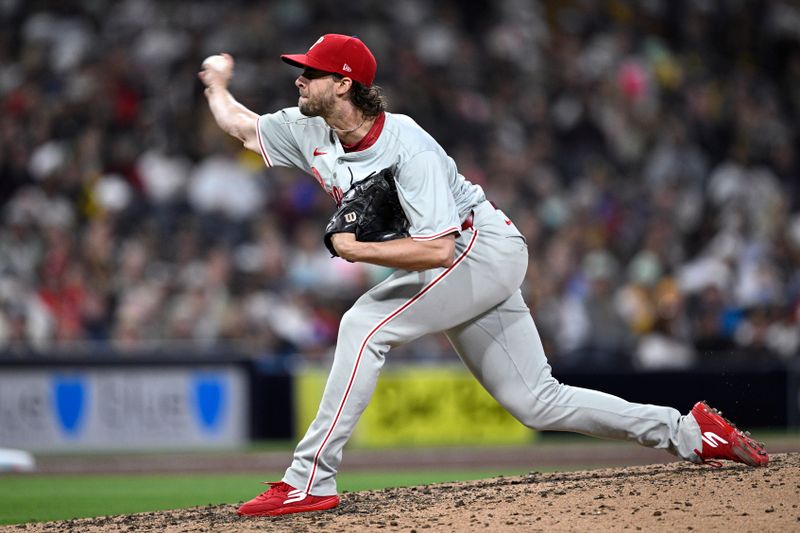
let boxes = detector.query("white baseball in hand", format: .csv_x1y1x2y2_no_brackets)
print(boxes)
202,54,229,72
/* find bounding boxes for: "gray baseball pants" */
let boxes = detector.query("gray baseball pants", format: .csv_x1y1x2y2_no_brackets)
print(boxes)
283,200,701,496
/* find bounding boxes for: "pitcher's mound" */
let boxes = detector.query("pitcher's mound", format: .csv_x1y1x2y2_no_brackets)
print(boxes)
13,453,799,532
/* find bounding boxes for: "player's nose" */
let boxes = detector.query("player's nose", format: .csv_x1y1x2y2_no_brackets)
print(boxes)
295,76,307,89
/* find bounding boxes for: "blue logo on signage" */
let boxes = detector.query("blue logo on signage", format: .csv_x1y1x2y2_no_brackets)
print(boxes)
52,376,86,437
192,375,226,433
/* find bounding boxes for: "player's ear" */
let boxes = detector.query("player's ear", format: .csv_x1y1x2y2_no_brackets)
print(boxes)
334,76,353,97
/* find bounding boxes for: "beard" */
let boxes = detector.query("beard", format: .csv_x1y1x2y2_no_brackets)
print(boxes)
299,91,335,117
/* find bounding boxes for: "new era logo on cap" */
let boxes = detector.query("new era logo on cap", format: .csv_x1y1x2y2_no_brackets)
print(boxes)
281,34,377,87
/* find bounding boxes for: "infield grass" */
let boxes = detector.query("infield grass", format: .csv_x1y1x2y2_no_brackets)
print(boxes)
0,469,528,525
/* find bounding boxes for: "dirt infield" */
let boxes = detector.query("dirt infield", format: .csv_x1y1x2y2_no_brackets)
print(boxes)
7,452,798,533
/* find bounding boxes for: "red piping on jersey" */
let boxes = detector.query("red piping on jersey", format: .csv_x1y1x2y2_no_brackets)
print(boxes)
411,225,461,241
304,229,480,495
255,116,273,167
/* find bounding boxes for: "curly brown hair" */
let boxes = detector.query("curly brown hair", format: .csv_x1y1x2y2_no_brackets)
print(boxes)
334,74,387,117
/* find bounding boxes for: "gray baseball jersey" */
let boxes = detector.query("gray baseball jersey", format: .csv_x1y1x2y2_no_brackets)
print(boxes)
255,108,702,497
256,108,485,239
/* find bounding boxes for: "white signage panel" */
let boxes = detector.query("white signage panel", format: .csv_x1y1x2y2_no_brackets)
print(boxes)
0,366,248,451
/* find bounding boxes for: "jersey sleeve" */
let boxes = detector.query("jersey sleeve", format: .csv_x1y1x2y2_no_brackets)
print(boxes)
395,150,461,241
255,108,311,171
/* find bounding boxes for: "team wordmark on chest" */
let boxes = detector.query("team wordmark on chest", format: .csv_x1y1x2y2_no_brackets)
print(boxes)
311,166,344,205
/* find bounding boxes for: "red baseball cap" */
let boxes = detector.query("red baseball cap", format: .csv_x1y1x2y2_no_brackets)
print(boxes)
281,34,377,87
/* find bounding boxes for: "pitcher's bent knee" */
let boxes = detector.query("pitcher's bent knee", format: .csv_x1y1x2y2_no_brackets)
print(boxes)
335,307,390,361
341,302,391,333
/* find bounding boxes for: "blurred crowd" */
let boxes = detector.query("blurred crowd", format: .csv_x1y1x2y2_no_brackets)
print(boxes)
1,0,799,368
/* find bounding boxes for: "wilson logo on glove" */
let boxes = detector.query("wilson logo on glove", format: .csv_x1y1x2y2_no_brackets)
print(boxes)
323,167,410,257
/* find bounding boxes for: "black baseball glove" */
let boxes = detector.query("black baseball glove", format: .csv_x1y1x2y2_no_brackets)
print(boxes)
323,168,410,257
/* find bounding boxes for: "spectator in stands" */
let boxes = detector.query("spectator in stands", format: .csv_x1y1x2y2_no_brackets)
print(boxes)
0,0,796,365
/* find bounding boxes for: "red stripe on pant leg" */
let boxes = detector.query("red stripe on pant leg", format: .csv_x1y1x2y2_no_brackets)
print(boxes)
304,230,480,494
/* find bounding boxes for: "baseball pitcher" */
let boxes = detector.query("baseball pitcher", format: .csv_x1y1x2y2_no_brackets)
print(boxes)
198,34,768,517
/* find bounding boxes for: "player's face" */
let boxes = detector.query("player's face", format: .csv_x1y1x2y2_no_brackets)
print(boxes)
296,68,337,117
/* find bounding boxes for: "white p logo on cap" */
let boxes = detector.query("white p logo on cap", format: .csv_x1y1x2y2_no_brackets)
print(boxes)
309,36,324,51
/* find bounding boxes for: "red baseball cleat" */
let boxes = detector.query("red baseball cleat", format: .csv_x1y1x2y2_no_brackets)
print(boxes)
690,401,768,468
237,481,340,517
